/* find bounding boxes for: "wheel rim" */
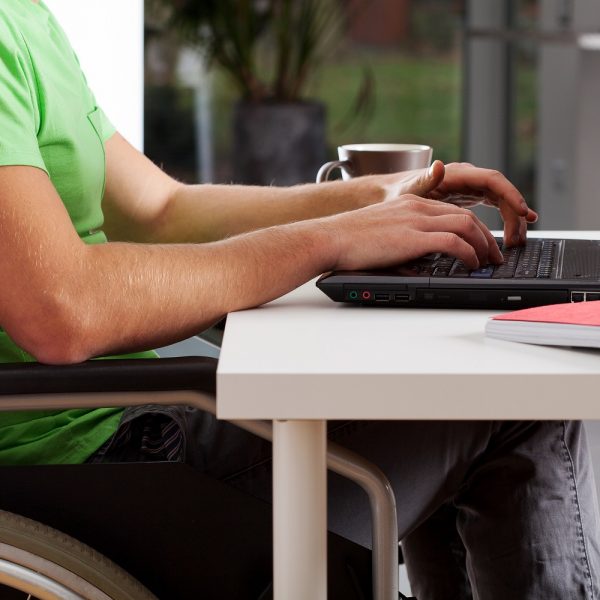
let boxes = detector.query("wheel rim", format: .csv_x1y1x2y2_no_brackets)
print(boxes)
0,542,113,600
0,558,84,599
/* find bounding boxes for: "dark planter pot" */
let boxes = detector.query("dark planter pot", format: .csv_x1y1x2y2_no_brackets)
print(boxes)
233,100,327,186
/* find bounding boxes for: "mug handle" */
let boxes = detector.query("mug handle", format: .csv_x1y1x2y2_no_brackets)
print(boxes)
316,160,352,183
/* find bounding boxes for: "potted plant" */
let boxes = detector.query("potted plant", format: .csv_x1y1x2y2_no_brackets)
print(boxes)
161,0,348,185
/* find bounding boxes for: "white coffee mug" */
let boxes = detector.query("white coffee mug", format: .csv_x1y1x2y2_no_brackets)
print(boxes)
316,143,433,182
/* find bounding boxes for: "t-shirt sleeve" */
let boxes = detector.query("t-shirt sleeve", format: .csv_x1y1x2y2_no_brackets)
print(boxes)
95,104,116,143
0,34,47,173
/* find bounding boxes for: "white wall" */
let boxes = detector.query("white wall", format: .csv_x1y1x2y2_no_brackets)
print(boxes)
43,0,144,150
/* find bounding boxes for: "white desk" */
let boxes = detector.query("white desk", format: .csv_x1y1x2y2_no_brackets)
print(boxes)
217,231,600,600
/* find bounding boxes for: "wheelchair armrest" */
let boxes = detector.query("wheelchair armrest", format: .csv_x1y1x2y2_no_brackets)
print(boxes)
0,357,217,396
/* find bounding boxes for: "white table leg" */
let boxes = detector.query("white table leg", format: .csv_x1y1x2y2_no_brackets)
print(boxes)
273,419,327,600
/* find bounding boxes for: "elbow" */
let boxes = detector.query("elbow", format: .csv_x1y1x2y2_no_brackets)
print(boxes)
5,295,96,365
26,327,92,366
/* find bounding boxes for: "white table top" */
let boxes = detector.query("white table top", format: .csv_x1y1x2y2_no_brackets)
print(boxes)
217,232,600,421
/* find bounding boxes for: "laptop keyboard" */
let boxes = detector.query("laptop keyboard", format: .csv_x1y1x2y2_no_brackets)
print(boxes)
415,239,559,279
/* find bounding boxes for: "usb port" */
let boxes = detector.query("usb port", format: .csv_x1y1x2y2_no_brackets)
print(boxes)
571,292,586,302
374,293,390,302
394,293,410,303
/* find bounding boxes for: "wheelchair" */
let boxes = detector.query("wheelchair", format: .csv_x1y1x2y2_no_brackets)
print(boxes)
0,345,408,599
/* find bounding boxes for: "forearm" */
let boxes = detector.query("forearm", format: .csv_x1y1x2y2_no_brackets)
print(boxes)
4,160,514,366
102,134,411,245
148,176,387,244
12,220,335,364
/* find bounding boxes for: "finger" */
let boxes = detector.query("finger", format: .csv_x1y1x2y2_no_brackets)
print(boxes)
424,160,446,192
476,192,538,226
418,213,492,266
470,211,504,264
433,178,537,245
457,204,504,264
526,208,538,223
471,188,521,246
439,192,486,207
398,194,483,213
437,212,502,264
498,198,523,247
519,217,528,242
397,196,503,263
470,190,537,244
418,231,480,269
440,165,529,219
398,160,446,197
399,197,496,243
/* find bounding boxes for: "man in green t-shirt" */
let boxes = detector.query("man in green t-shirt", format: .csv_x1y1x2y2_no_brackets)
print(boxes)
0,0,535,466
1,2,598,598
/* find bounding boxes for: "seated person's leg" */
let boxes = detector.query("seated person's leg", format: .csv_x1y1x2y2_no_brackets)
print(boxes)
455,420,600,599
225,419,600,599
91,412,600,599
402,503,472,600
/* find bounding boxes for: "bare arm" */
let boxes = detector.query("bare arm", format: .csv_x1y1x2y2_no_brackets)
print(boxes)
0,161,501,365
0,165,338,363
101,133,385,244
102,135,536,246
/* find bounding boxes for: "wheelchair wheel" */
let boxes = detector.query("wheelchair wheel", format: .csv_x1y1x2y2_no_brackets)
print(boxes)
0,510,157,600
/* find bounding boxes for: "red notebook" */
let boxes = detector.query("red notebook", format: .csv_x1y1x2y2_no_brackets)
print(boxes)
485,301,600,348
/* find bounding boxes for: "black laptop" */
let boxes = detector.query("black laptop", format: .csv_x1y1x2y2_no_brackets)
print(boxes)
316,237,600,309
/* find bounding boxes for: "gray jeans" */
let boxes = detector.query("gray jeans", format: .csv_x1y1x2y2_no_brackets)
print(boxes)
94,413,600,599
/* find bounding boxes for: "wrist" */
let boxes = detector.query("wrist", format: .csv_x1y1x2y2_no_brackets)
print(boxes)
285,218,341,274
352,173,400,208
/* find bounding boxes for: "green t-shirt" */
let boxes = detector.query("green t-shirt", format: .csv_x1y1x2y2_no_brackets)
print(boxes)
0,0,155,464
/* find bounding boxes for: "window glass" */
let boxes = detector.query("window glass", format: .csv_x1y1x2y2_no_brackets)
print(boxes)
144,1,466,184
511,1,539,203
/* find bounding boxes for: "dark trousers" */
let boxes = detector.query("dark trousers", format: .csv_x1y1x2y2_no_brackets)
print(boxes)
93,411,600,599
